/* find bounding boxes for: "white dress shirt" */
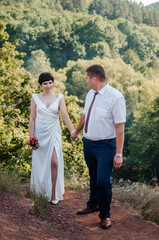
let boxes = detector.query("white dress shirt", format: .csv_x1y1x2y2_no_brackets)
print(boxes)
83,83,126,141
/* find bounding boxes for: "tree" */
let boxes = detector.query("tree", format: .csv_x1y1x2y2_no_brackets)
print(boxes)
65,61,89,101
0,21,33,174
60,0,74,11
122,49,148,74
0,21,87,180
88,42,111,59
88,0,112,17
60,94,88,177
88,0,159,27
0,2,159,70
127,97,159,181
127,30,156,62
26,49,51,78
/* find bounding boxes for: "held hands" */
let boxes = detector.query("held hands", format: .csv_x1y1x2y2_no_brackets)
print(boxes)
113,155,123,168
70,131,78,141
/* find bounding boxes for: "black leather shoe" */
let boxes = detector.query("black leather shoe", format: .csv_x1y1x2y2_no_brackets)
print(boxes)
77,206,99,215
101,218,111,229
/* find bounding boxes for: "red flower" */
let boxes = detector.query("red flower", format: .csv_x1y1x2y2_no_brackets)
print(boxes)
28,137,39,150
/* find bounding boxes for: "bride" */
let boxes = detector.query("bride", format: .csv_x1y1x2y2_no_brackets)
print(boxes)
29,72,74,204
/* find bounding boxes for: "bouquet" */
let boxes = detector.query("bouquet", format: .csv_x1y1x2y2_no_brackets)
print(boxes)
28,137,39,150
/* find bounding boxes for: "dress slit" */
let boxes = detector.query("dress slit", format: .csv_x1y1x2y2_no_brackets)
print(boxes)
51,145,58,200
30,93,64,202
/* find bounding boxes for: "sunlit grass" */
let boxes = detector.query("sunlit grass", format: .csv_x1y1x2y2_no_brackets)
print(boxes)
0,170,48,217
65,172,89,191
0,169,20,194
26,190,49,217
113,179,159,224
1,170,159,223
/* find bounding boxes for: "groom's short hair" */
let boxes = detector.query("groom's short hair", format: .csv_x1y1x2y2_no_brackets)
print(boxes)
38,72,54,85
86,64,106,82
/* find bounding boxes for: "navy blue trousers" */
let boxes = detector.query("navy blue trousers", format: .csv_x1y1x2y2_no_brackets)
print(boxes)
83,137,116,219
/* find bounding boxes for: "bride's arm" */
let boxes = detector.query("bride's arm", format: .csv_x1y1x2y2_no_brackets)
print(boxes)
59,97,74,134
29,97,36,138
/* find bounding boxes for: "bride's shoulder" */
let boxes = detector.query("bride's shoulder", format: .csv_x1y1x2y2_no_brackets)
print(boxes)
32,93,38,97
57,93,64,100
32,94,39,103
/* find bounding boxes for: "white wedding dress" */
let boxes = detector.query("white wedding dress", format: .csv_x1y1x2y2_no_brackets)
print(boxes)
30,93,64,202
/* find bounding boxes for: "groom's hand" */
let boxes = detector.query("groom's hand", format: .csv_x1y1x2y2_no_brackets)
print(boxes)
70,131,78,141
113,155,123,168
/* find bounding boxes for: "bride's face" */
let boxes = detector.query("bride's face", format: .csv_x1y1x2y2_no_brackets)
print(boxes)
41,80,54,93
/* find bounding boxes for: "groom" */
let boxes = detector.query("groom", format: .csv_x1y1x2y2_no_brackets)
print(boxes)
71,64,126,229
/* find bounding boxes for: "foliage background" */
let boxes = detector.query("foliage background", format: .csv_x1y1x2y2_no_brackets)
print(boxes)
0,0,159,183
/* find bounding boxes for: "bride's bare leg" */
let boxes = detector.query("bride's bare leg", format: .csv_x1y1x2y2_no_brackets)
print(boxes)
51,147,58,201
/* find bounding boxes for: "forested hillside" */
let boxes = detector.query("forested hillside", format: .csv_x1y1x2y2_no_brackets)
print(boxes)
88,0,159,26
1,0,159,26
0,1,159,71
148,2,159,10
0,0,159,182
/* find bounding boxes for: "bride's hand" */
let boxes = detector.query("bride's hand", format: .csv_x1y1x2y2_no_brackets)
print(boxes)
70,131,78,141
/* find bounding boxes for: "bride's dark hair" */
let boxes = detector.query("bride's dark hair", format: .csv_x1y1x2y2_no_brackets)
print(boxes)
38,72,54,85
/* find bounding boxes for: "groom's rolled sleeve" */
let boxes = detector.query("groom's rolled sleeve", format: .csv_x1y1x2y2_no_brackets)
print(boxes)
112,97,126,124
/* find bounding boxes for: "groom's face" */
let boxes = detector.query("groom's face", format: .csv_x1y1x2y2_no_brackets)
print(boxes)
86,73,96,90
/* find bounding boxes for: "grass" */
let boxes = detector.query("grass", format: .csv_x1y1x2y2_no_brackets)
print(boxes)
26,190,49,217
113,179,159,224
0,170,48,217
0,170,159,224
65,172,89,191
0,169,21,194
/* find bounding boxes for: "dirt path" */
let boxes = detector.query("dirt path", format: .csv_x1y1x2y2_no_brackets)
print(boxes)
0,189,159,240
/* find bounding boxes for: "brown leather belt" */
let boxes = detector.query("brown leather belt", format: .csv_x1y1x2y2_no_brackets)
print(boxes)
89,139,103,142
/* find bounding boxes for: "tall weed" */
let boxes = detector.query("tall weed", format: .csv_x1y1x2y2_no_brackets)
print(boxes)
113,179,159,224
26,190,49,217
0,170,20,194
